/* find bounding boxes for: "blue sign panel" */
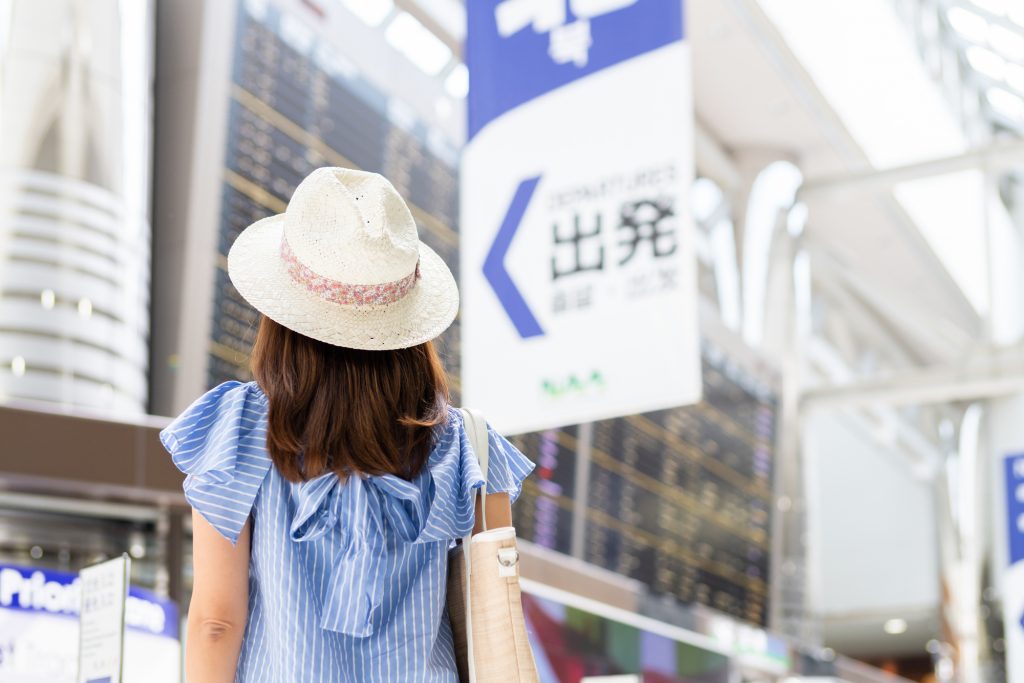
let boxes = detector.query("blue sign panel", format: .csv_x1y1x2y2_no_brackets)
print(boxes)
1007,454,1024,566
0,563,179,639
467,0,686,138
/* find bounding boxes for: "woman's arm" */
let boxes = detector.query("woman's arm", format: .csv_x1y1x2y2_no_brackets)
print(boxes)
473,492,512,533
186,509,251,683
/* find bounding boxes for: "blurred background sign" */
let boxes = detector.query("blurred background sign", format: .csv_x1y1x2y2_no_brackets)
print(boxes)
461,0,701,435
77,555,130,683
0,563,179,683
522,580,731,682
1002,453,1024,683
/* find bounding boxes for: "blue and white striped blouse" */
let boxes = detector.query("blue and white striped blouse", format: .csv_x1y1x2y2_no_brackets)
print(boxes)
160,381,534,682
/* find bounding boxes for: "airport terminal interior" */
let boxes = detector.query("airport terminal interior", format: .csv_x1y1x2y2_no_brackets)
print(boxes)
1,0,1024,681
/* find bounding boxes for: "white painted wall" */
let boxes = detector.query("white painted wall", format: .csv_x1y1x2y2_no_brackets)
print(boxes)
804,412,938,616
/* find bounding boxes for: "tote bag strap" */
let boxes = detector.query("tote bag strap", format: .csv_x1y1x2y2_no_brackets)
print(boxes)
459,407,489,683
460,407,489,530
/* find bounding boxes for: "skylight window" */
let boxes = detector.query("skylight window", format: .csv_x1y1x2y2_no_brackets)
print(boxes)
947,6,989,43
1006,63,1024,93
987,86,1024,120
893,172,990,313
757,0,999,315
1010,5,1024,28
966,45,1005,80
989,23,1024,61
758,0,965,167
385,11,453,76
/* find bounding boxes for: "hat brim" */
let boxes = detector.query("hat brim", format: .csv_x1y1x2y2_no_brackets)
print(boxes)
227,214,460,350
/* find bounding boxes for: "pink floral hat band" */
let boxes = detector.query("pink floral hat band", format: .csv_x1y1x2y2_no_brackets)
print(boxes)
280,237,420,307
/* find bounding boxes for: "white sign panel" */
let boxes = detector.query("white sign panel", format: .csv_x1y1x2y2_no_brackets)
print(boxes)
78,556,130,683
461,0,701,434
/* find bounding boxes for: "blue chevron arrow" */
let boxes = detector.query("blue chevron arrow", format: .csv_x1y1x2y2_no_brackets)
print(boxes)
483,176,544,338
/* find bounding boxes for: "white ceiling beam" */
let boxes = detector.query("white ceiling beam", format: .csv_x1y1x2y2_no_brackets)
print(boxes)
800,138,1024,200
393,0,463,58
801,343,1024,412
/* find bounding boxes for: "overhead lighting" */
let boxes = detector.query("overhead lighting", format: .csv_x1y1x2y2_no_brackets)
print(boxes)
244,0,269,21
987,86,1024,119
1010,5,1024,28
78,298,93,319
340,0,393,27
968,0,1006,16
444,62,469,99
434,96,453,120
946,6,990,44
884,618,909,635
11,356,25,377
129,531,146,558
966,45,1006,80
385,11,453,76
894,171,991,313
314,44,359,80
1006,63,1024,93
279,13,315,55
40,289,55,310
989,24,1024,62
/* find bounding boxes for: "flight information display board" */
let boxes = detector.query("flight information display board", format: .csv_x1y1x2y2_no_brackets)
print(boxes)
512,342,776,626
208,1,776,628
208,4,460,391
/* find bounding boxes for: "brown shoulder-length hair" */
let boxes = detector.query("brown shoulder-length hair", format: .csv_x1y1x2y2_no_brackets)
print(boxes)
250,316,450,482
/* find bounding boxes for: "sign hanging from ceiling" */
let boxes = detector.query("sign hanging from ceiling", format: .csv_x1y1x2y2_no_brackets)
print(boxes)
461,0,701,434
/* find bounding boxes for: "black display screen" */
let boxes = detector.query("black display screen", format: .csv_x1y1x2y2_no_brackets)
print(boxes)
211,4,776,628
209,8,461,390
512,344,775,625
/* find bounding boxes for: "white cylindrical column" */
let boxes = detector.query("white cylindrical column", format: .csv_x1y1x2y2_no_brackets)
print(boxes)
0,0,154,414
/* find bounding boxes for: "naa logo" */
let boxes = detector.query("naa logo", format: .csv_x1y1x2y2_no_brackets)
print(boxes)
495,0,638,66
541,369,606,397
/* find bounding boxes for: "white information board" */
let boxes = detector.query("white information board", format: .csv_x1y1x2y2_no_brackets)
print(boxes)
77,555,130,683
461,0,701,435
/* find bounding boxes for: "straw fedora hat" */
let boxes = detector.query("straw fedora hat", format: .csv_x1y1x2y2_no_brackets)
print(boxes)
227,167,459,350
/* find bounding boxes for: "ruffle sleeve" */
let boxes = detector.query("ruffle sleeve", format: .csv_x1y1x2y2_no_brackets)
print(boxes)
160,381,273,545
477,418,535,504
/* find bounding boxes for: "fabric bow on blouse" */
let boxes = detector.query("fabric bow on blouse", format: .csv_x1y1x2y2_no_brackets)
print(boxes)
287,460,480,636
160,382,532,644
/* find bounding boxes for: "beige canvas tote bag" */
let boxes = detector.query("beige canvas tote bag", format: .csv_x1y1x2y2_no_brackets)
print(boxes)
446,408,539,683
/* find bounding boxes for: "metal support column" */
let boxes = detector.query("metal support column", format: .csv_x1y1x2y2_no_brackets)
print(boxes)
571,422,594,560
769,204,816,643
167,510,185,610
